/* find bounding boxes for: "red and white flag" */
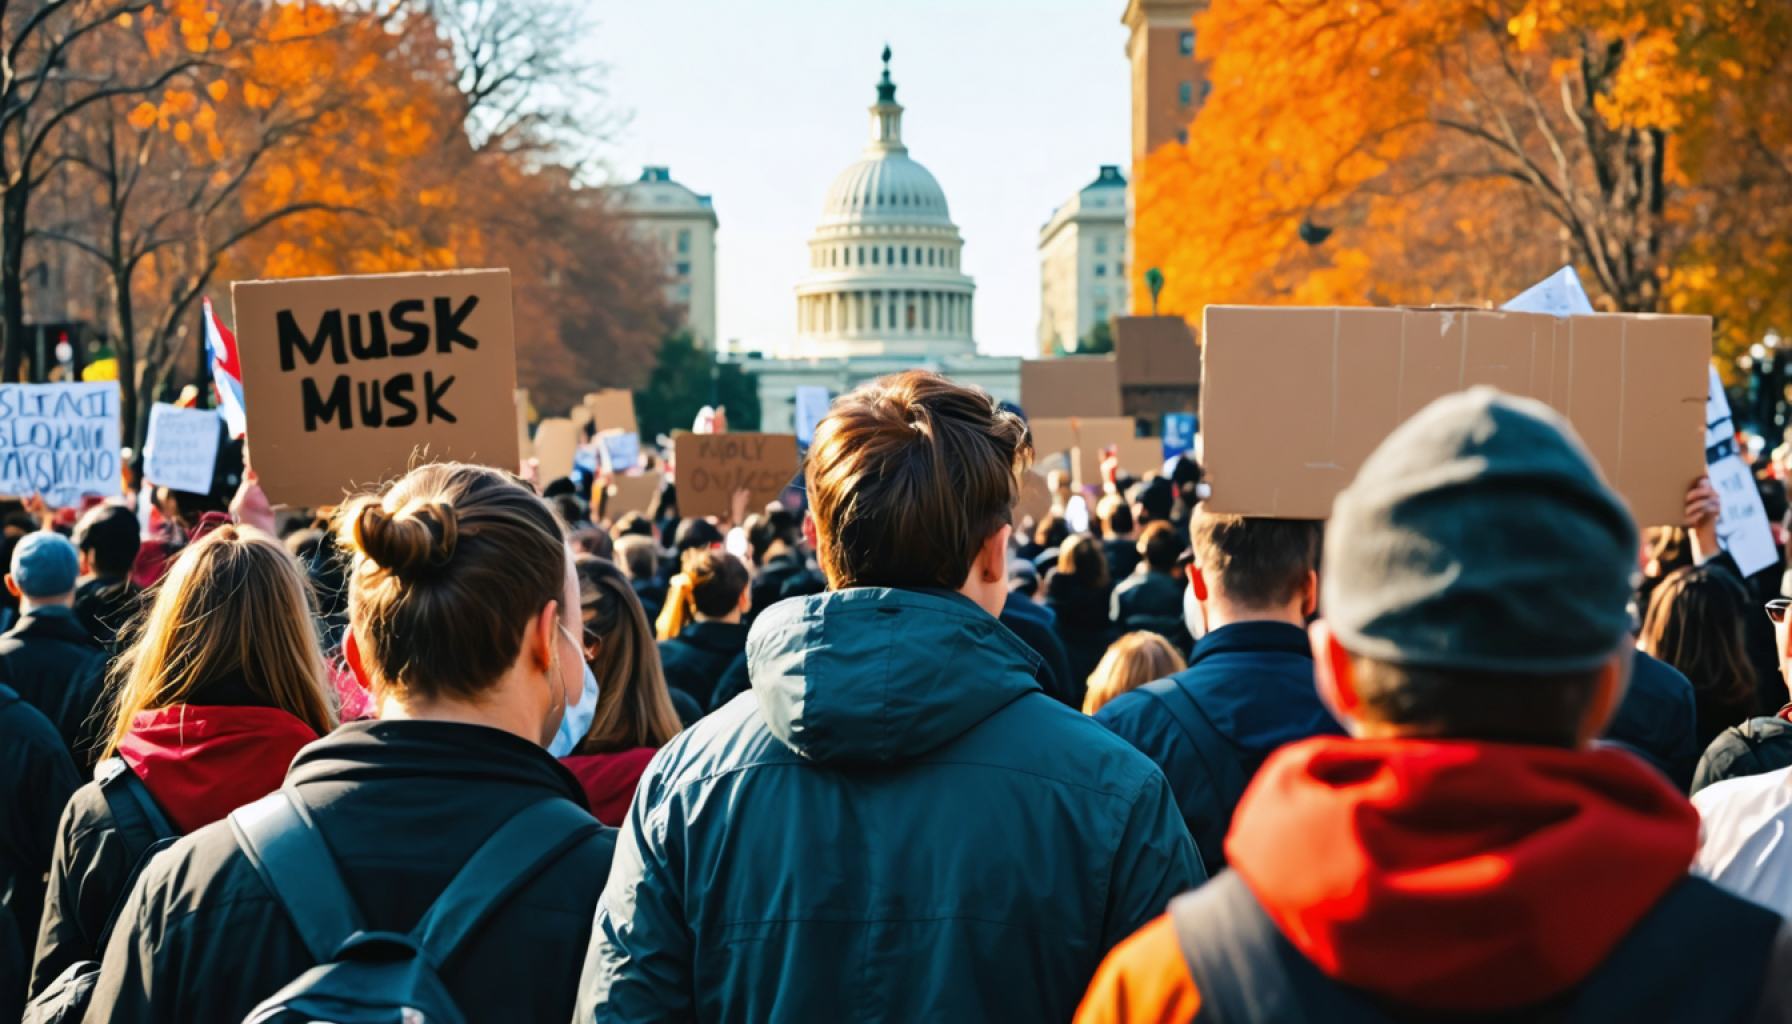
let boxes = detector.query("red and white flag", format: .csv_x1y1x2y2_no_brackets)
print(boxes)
203,297,247,440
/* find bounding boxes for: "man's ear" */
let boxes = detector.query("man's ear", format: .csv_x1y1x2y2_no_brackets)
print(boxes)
980,524,1013,583
1310,619,1363,733
738,585,753,614
344,630,372,691
801,512,818,550
1576,648,1630,748
3,575,19,600
79,551,94,576
1301,570,1319,618
1190,566,1209,603
532,599,560,673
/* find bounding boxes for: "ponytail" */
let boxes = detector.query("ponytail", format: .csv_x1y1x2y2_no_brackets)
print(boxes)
656,573,696,641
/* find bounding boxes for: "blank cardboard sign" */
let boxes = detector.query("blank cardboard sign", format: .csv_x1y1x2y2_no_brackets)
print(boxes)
1014,470,1054,526
1114,316,1201,388
532,417,578,482
585,389,638,437
1021,357,1122,419
674,433,799,519
606,471,663,517
231,269,519,507
1200,306,1711,524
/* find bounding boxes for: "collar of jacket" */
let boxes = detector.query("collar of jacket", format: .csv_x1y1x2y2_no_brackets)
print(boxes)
286,719,588,806
747,587,1042,765
677,619,749,655
1189,621,1313,667
5,604,99,647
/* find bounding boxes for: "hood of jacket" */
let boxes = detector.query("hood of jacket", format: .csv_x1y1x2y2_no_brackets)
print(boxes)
3,604,101,649
118,703,321,834
748,588,1041,765
676,619,749,657
286,718,588,805
1227,736,1699,1013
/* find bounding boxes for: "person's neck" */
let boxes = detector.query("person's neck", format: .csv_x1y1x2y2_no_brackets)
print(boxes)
694,610,742,626
377,688,546,747
19,595,72,616
1202,596,1306,633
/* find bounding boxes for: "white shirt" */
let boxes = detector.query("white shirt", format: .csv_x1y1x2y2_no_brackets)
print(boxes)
1694,765,1792,917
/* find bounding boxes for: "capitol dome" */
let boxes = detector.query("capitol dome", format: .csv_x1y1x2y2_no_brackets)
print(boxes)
790,48,975,360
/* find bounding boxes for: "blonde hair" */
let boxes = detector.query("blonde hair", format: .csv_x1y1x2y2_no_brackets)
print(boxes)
574,556,683,752
1082,632,1187,715
104,525,336,759
654,547,750,641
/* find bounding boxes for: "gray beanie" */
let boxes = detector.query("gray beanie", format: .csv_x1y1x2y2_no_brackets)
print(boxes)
1322,387,1638,674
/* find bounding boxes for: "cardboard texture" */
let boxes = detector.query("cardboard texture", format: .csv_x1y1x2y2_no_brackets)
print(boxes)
231,269,519,507
0,382,122,507
1014,470,1054,526
1115,316,1201,387
532,417,578,482
674,433,799,519
1200,306,1711,524
570,405,593,431
515,389,532,460
1074,437,1164,489
606,471,663,518
1021,357,1122,419
585,389,639,437
1031,416,1139,488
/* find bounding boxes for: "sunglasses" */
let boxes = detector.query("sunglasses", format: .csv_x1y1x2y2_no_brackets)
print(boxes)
1768,599,1792,626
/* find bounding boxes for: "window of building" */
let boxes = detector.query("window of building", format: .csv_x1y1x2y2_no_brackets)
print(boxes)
1095,237,1109,256
1176,129,1188,145
1094,264,1107,277
677,229,691,255
1179,81,1194,106
1094,302,1109,322
675,261,691,277
873,299,882,329
1201,80,1213,104
1179,29,1195,56
901,247,909,265
858,246,865,264
871,247,880,265
886,246,895,265
927,248,935,266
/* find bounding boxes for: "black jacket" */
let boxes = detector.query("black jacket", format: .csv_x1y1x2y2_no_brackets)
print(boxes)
82,720,616,1024
1111,568,1191,652
0,684,79,1018
1603,651,1700,790
747,551,820,625
1693,712,1792,794
1045,571,1114,696
0,607,108,772
71,576,139,652
1000,592,1078,708
1102,537,1141,583
659,621,748,711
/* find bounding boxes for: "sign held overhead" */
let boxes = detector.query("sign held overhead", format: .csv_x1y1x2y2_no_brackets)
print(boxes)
674,433,799,519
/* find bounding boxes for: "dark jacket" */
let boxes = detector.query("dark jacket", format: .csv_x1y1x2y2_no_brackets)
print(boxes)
1046,570,1114,697
1603,650,1701,790
1110,568,1190,652
0,606,108,772
577,588,1202,1023
1095,621,1343,870
658,620,748,711
83,720,616,1024
629,576,666,626
71,576,139,652
747,550,822,625
1693,711,1792,794
0,684,79,1017
1102,537,1141,583
1001,591,1077,708
31,702,318,996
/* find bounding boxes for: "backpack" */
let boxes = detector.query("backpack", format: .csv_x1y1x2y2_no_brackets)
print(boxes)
1172,871,1782,1024
22,759,180,1024
229,787,600,1024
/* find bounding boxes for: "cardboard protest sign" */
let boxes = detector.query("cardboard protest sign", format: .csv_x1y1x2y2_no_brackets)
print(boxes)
1705,366,1779,577
1068,417,1136,489
598,430,640,473
585,389,638,437
231,269,519,507
1163,412,1197,459
795,386,831,446
1200,306,1710,524
1021,357,1121,419
570,405,593,432
515,389,532,460
0,382,122,507
532,417,578,482
144,404,222,494
1014,469,1054,525
1114,316,1201,419
674,433,799,519
606,471,663,518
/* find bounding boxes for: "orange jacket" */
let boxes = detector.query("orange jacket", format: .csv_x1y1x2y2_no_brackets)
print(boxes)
1074,913,1199,1024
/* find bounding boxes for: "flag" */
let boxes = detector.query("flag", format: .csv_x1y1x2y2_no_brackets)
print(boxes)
203,297,247,439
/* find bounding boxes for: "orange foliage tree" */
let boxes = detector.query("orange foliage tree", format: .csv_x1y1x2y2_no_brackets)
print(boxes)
1135,0,1792,358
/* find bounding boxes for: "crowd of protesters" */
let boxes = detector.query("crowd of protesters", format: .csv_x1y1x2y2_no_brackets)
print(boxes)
4,368,1792,1020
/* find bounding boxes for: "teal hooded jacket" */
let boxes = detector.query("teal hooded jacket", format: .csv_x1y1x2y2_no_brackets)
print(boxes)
576,588,1203,1022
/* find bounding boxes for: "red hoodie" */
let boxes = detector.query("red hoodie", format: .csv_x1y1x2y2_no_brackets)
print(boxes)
561,747,658,827
118,704,320,835
1078,736,1699,1021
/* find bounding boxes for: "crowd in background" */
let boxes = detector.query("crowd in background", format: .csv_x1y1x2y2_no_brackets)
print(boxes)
4,370,1792,1020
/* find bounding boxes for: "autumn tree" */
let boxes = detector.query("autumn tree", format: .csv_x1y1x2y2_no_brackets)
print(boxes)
1136,0,1792,357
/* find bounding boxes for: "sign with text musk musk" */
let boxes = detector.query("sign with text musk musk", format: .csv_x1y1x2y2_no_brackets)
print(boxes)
231,269,520,506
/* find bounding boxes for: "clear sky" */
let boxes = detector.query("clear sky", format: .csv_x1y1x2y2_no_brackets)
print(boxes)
581,0,1131,358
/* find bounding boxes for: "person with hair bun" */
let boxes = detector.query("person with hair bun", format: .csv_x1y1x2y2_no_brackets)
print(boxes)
31,525,335,996
85,463,615,1024
561,556,695,825
655,547,751,711
579,371,1200,1023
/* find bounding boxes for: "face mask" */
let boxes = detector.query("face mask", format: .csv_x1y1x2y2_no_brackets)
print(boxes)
1183,583,1207,644
548,625,599,757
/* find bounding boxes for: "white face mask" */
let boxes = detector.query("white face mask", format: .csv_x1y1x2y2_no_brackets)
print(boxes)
1183,582,1207,644
548,624,599,757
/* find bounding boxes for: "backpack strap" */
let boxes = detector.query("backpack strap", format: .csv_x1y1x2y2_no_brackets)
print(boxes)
1172,873,1309,1024
96,758,177,856
1142,679,1249,831
228,787,364,963
410,798,601,968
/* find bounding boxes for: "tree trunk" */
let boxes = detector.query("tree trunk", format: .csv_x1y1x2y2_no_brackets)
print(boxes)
111,266,139,451
2,188,28,382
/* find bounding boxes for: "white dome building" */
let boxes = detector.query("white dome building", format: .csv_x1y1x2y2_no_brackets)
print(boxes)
790,48,975,359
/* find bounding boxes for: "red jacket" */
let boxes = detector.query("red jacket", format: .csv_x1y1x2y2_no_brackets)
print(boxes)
561,747,658,826
1078,736,1701,1021
119,703,319,833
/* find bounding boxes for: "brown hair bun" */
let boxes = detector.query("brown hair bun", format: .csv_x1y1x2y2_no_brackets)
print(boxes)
351,498,460,577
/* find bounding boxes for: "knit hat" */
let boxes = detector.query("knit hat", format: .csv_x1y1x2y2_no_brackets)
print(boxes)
1322,388,1638,674
10,531,80,599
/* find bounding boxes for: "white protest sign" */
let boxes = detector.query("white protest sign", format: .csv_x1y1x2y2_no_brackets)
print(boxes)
0,382,122,508
1503,265,1597,317
599,430,640,473
143,404,222,494
794,386,831,445
1705,366,1779,578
